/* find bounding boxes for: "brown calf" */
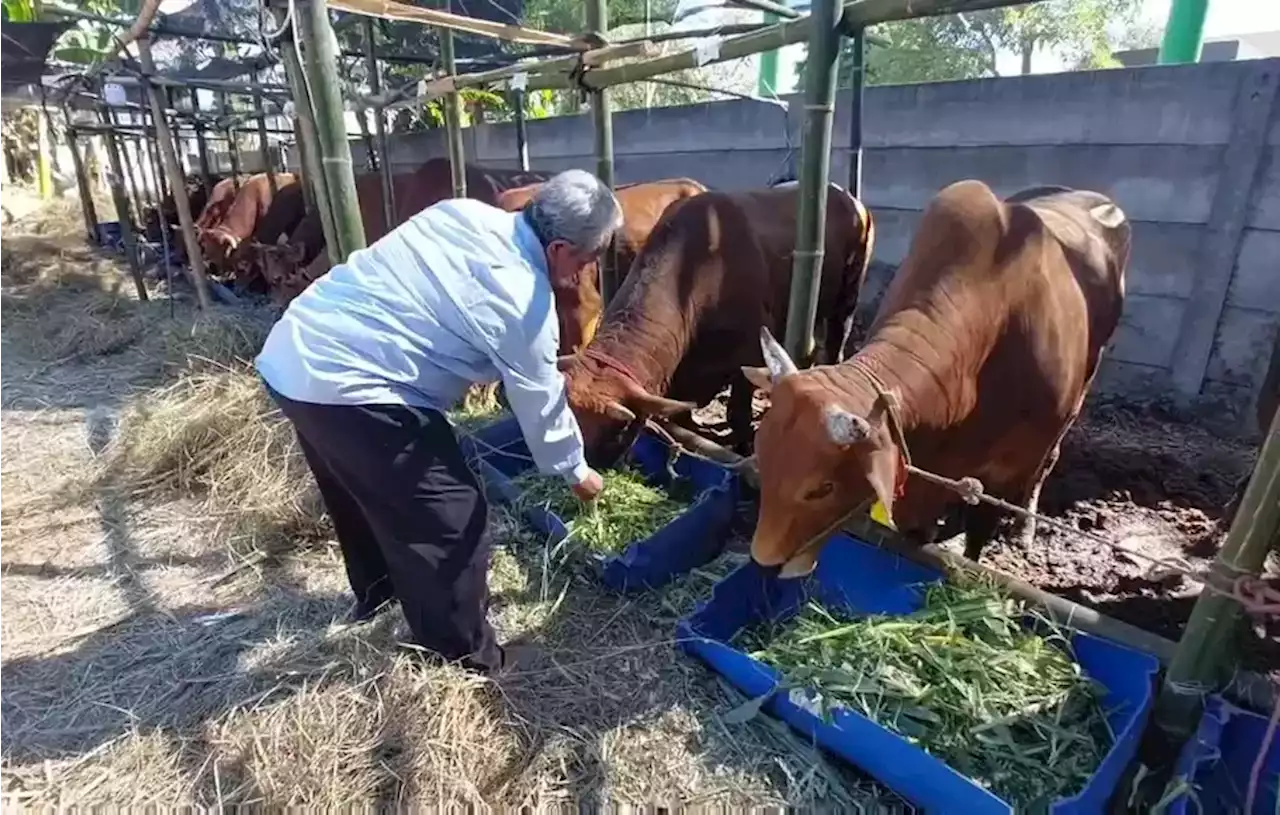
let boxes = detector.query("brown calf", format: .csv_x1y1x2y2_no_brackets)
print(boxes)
558,183,874,466
745,180,1130,577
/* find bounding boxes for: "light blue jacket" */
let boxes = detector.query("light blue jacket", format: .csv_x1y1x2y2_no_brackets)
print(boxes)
255,198,589,484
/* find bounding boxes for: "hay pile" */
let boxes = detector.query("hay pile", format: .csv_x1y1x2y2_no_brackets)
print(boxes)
100,363,324,552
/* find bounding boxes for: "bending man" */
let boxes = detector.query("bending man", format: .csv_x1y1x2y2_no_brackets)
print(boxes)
255,170,621,673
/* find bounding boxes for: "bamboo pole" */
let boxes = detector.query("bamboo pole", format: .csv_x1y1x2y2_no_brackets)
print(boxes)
364,17,396,229
192,89,213,190
295,0,367,259
95,94,148,300
218,92,241,187
782,0,842,364
112,114,145,225
552,0,1037,92
512,89,530,171
252,81,277,195
1141,410,1280,786
138,35,212,309
64,125,99,242
586,0,618,304
440,28,467,199
325,0,579,47
275,4,340,264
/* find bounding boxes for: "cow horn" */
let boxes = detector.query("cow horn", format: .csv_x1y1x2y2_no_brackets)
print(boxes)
603,401,637,422
824,405,872,446
760,326,798,382
556,354,579,371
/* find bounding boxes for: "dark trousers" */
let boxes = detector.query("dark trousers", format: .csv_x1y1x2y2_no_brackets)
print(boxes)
269,388,500,673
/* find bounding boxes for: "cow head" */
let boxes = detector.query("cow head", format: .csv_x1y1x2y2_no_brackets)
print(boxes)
258,238,306,290
559,352,696,468
744,327,904,579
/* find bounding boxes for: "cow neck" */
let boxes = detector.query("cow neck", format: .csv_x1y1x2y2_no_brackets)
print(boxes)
829,337,959,433
586,319,682,395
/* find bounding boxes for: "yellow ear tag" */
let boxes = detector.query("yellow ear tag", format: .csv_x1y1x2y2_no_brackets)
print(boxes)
870,499,896,531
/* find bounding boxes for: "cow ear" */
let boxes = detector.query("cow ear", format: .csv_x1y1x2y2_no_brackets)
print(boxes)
760,326,798,382
863,442,901,531
742,366,773,393
824,405,872,446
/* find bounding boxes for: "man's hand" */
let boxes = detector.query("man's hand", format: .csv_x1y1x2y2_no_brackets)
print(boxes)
571,468,605,503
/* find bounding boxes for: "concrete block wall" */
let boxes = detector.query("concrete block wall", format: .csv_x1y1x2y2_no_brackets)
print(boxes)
349,59,1280,423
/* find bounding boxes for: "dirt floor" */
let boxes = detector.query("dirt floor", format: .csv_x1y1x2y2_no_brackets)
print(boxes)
1,189,1276,808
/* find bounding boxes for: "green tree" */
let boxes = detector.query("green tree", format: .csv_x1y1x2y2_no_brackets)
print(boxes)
805,0,1150,88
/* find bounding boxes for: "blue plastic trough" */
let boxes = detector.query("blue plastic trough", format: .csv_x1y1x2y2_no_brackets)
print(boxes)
95,221,123,251
676,533,1161,814
458,416,737,593
1171,693,1280,814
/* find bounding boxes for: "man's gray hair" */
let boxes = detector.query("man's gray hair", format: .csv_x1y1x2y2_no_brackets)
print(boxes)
525,169,623,253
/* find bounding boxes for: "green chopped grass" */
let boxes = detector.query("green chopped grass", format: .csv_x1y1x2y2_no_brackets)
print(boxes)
740,581,1114,810
511,467,688,554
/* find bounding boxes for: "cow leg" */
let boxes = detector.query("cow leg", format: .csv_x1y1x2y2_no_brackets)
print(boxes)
962,501,1003,563
1017,441,1062,548
728,373,755,455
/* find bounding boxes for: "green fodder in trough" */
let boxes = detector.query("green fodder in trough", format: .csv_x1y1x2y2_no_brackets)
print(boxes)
742,581,1113,810
511,467,687,554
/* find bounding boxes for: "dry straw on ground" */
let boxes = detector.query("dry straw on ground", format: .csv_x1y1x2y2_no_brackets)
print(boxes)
2,196,909,809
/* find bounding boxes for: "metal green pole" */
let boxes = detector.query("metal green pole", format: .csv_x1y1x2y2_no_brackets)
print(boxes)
364,17,396,230
782,0,842,364
218,92,241,187
295,0,367,259
95,93,148,301
757,11,780,97
586,0,618,303
512,89,530,171
253,80,278,195
440,28,467,200
274,1,339,263
1158,0,1210,64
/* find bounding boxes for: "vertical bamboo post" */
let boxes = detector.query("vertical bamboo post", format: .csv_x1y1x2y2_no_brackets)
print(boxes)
440,28,467,199
1150,408,1280,752
138,35,212,310
252,80,278,194
585,0,618,302
782,0,842,364
295,0,366,259
847,27,865,198
512,89,530,171
144,117,169,203
64,124,99,242
111,112,144,226
95,94,148,300
364,17,396,229
275,2,340,264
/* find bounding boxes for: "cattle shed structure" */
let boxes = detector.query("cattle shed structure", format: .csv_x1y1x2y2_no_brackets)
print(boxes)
13,0,1280,808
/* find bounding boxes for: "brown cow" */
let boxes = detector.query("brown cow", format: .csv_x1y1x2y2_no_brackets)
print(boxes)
228,179,307,287
501,178,709,352
198,173,298,274
558,183,874,465
260,160,551,285
194,176,242,231
744,181,1130,578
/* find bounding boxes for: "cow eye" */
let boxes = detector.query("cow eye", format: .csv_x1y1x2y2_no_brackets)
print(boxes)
803,482,835,501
